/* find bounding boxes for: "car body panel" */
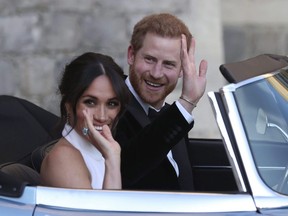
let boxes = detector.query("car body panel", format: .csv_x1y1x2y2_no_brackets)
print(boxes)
0,186,35,216
0,186,258,215
35,187,256,213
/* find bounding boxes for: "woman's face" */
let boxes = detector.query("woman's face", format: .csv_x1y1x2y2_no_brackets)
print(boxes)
70,75,121,138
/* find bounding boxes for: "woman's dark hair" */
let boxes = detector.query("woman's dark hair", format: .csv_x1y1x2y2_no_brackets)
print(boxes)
58,52,129,134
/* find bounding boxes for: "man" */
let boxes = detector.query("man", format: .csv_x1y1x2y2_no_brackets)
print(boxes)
115,13,207,191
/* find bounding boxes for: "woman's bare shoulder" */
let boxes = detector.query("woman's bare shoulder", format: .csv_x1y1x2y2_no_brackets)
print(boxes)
40,138,90,188
42,138,82,168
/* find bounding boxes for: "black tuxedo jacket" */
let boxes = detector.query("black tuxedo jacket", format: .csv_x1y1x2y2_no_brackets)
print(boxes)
115,95,194,191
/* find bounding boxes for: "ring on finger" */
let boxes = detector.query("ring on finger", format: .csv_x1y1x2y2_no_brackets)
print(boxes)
82,127,89,136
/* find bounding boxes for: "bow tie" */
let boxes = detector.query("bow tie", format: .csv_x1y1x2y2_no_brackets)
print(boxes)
148,105,168,121
148,108,160,121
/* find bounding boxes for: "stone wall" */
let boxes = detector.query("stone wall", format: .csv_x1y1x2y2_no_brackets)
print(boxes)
0,0,198,115
221,0,288,63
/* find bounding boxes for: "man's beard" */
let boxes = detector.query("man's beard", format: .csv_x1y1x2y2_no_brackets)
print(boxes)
129,66,176,107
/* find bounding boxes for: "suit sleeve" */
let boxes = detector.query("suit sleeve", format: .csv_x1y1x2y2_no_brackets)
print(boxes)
115,102,194,185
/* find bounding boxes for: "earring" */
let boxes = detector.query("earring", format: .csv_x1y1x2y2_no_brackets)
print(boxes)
66,113,70,124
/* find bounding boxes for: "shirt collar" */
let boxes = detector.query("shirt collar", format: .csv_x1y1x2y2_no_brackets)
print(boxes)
125,77,151,115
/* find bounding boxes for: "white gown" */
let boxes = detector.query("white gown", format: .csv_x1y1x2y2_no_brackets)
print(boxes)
62,124,105,189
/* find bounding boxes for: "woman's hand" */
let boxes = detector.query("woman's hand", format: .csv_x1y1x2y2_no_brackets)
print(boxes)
82,109,121,189
82,109,121,159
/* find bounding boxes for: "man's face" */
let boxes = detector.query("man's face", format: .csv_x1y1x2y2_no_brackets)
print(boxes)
128,32,182,109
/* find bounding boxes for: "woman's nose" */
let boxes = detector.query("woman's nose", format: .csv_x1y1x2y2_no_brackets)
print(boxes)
93,107,107,122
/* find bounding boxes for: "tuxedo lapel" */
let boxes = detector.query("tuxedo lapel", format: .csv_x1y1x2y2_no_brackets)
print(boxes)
126,95,150,127
172,138,194,191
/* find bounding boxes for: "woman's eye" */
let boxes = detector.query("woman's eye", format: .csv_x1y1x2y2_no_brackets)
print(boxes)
108,100,120,108
83,99,95,106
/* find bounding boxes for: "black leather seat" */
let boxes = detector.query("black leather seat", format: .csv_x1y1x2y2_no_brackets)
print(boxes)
0,95,62,167
0,162,40,186
31,139,59,173
0,95,62,184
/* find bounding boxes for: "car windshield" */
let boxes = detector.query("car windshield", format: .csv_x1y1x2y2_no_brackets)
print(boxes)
234,68,288,194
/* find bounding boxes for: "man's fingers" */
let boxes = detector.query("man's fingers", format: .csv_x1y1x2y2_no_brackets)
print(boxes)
181,35,190,63
188,37,195,59
181,34,187,53
181,34,191,72
199,59,208,77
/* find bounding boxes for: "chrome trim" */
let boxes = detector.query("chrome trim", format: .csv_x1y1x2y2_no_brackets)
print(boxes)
258,166,286,171
192,165,232,169
267,123,288,142
208,92,247,192
222,72,277,92
35,186,256,213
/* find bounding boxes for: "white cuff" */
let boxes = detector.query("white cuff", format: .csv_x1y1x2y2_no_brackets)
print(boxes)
175,101,194,124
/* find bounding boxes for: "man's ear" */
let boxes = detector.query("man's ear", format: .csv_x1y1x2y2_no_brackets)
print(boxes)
127,45,135,65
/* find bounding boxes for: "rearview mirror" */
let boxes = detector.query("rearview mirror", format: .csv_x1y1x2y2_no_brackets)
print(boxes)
256,108,288,141
256,108,267,134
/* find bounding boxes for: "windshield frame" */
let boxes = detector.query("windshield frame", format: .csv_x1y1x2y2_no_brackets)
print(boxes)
215,67,288,208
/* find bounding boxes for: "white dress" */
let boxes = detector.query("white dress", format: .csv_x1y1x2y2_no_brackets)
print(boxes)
62,124,105,189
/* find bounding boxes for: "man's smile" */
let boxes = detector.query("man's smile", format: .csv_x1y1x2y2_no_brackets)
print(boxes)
145,80,164,88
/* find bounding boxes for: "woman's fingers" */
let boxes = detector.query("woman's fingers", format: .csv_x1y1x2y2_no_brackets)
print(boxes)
101,125,114,142
82,109,120,158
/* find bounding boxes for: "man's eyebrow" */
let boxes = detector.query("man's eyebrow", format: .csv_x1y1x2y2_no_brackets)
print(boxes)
163,60,177,65
142,53,178,65
143,53,156,59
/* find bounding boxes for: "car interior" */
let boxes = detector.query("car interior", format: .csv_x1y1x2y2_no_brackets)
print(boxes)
0,95,61,195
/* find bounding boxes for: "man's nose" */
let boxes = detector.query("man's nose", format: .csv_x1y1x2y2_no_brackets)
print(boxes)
150,63,163,79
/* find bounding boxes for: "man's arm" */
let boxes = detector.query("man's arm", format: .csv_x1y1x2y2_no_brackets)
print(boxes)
116,103,193,185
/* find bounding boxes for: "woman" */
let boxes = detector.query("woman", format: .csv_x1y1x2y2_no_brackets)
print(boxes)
40,52,129,189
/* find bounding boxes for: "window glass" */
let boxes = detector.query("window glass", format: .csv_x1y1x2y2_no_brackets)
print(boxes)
234,69,288,194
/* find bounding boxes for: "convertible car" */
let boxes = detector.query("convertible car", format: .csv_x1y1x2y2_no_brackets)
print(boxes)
0,54,288,215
